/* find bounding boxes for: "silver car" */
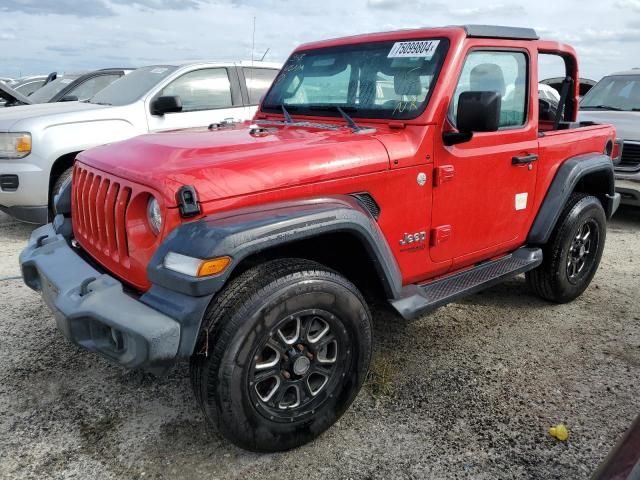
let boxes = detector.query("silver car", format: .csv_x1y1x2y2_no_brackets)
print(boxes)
0,61,281,223
580,70,640,207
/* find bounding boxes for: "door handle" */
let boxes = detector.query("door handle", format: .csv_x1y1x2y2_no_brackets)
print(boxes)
512,154,538,165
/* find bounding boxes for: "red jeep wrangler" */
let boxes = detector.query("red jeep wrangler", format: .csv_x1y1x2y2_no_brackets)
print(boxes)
21,25,621,452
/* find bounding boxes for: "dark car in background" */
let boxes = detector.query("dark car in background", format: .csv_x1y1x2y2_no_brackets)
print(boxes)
0,68,132,107
592,415,640,479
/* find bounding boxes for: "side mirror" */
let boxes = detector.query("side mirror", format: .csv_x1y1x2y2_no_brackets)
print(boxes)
444,91,501,146
151,95,182,115
60,95,78,102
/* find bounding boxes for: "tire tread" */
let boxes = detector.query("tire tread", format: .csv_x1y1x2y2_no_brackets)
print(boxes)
189,258,371,449
526,192,605,302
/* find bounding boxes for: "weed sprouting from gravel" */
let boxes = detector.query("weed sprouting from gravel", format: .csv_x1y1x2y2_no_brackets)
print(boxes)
366,354,395,399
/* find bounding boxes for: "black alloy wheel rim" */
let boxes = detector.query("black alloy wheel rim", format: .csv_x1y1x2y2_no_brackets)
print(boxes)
566,219,599,284
248,309,350,423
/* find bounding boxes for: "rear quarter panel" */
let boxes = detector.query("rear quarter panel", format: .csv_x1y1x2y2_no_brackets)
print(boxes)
532,124,616,224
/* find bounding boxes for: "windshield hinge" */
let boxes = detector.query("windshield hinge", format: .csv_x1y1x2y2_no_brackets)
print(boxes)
434,165,455,186
388,121,406,129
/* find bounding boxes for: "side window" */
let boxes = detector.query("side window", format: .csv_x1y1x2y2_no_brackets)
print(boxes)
68,74,121,101
450,50,528,128
243,68,279,105
160,68,232,112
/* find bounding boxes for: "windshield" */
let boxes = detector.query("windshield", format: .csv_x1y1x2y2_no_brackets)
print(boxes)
89,65,178,106
14,80,45,96
262,38,449,120
29,76,79,103
581,75,640,111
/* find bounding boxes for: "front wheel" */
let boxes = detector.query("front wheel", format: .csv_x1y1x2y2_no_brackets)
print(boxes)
50,166,73,217
190,259,372,452
526,193,607,302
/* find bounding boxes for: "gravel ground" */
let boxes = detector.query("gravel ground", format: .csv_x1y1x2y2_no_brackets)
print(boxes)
0,208,639,480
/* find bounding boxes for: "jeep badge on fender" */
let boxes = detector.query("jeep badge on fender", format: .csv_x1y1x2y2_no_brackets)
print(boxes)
20,25,620,453
400,231,427,245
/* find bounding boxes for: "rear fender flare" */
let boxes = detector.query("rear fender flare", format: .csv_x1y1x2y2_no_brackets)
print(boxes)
528,153,615,245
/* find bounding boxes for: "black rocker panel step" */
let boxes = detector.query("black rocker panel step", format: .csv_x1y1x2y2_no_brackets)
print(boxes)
391,247,543,319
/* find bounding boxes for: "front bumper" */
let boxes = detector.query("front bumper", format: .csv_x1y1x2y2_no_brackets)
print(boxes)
0,204,48,224
0,155,49,223
19,223,181,374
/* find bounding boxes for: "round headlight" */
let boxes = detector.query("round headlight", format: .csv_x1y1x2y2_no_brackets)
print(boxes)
147,196,162,235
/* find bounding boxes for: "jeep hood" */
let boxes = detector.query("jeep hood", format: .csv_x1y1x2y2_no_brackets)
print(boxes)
79,124,394,206
0,82,33,106
579,110,640,142
0,100,109,132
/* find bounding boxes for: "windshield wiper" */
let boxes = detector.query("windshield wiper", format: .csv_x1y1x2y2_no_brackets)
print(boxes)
308,105,373,133
281,104,294,124
336,106,363,133
581,105,623,111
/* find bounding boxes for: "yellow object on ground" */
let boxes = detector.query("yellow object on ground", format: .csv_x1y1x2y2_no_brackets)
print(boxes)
549,424,569,441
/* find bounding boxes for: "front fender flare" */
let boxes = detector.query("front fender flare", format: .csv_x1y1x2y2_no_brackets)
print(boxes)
148,195,402,299
142,196,402,358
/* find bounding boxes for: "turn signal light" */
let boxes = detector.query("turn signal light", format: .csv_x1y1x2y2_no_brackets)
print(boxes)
16,134,32,153
164,252,232,277
197,256,232,277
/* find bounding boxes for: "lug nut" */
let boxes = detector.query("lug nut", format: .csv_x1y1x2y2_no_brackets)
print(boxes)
282,371,291,379
296,344,305,352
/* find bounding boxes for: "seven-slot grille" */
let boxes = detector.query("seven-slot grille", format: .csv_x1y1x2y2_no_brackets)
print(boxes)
72,163,131,265
619,141,640,172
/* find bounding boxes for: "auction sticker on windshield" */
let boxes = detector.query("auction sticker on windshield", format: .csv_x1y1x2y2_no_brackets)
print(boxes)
388,40,440,59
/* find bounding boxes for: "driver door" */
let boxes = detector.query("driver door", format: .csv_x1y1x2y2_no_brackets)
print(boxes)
430,49,539,267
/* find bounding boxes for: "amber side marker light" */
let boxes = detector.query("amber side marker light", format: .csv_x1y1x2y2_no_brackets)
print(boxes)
197,256,232,277
163,252,232,277
16,134,32,154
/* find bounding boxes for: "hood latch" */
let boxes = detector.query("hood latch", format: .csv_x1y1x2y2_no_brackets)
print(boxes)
177,185,201,218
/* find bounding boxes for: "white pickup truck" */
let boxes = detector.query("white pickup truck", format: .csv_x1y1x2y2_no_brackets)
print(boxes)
0,61,281,223
579,69,640,208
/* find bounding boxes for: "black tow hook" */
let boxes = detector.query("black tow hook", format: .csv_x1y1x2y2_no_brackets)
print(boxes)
79,277,96,296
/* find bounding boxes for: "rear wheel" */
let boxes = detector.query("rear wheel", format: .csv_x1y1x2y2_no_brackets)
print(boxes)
190,258,372,452
526,193,606,302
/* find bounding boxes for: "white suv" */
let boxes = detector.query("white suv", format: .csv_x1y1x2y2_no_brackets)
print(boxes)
0,61,281,223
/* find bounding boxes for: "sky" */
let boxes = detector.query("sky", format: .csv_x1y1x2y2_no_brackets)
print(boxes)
1,0,639,81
